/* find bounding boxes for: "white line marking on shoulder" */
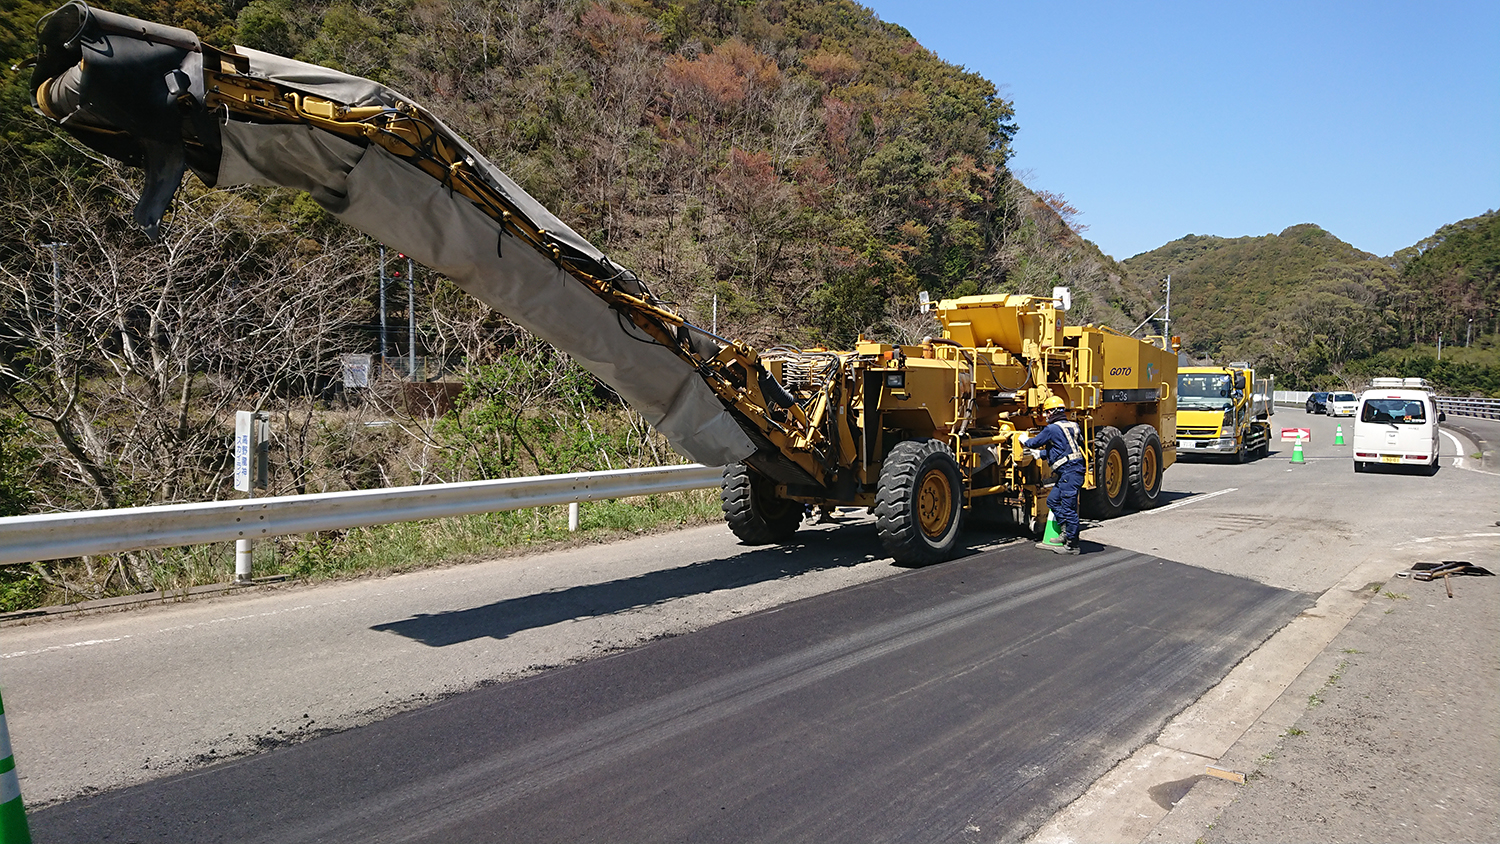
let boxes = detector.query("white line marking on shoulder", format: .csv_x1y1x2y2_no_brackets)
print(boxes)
1143,488,1237,515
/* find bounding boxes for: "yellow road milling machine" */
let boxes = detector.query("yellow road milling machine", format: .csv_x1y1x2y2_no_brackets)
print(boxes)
23,2,1177,565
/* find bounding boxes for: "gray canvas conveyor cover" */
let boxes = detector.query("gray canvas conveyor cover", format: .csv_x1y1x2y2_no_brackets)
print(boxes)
216,49,754,467
29,0,754,467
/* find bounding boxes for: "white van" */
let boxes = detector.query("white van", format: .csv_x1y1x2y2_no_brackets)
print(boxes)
1352,383,1445,474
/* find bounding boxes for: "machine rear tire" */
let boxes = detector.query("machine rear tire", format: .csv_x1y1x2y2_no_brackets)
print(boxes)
1124,425,1164,510
1083,426,1129,519
875,439,964,566
721,463,801,544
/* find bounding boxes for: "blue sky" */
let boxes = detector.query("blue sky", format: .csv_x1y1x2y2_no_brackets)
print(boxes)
863,0,1500,261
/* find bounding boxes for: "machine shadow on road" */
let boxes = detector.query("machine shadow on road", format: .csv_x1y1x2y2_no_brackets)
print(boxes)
371,521,1018,647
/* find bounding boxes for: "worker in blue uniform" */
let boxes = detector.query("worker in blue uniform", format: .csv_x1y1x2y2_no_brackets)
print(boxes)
1024,395,1086,554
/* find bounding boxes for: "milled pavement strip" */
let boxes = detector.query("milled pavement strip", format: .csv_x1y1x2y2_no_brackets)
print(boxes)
264,552,1147,844
1027,553,1398,844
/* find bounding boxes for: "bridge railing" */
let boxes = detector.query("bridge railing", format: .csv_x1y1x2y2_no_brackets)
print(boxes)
0,464,725,568
1274,390,1498,419
1436,396,1500,420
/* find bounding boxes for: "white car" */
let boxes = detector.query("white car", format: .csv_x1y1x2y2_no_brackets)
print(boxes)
1352,389,1444,474
1326,391,1358,417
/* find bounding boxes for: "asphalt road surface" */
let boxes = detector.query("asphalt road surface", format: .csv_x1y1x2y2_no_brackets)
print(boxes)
5,408,1497,842
28,546,1308,843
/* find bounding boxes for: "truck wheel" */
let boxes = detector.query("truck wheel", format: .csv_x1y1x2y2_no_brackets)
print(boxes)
721,463,801,544
1124,425,1164,509
1083,426,1128,519
875,439,964,565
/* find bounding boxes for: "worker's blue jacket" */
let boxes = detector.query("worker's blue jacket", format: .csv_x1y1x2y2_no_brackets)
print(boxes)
1023,420,1085,470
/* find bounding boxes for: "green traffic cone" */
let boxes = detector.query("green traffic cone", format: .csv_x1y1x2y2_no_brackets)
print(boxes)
1334,425,1345,445
1040,513,1064,546
1291,438,1306,464
0,688,32,844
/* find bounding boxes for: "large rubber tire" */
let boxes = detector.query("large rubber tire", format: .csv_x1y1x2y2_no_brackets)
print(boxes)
721,463,801,544
875,439,965,566
1124,425,1164,510
1083,426,1128,519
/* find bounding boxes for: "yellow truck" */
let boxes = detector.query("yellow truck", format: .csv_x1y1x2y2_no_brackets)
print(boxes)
25,2,1178,564
1175,364,1273,462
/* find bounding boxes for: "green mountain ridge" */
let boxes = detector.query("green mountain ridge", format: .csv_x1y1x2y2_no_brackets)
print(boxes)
1116,213,1498,393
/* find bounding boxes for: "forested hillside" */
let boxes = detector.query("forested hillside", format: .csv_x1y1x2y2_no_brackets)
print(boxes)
3,0,1149,342
1123,214,1499,393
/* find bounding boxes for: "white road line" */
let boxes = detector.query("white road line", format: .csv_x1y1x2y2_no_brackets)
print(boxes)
1,636,131,660
1399,532,1500,547
154,603,316,634
1442,429,1465,457
1441,429,1499,474
1144,488,1237,515
0,570,507,662
4,602,337,661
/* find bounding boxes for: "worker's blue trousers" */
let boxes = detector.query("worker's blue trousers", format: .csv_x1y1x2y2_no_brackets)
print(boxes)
1047,462,1086,542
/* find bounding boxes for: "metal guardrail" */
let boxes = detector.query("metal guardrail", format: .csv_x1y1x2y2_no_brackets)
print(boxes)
1436,396,1500,420
0,464,725,567
1276,390,1498,420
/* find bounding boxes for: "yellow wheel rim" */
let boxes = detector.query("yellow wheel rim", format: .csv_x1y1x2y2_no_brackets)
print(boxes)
1141,446,1158,493
1105,450,1125,499
917,468,954,538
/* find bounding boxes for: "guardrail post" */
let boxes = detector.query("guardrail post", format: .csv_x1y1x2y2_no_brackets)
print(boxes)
0,685,32,844
234,539,253,584
568,502,579,532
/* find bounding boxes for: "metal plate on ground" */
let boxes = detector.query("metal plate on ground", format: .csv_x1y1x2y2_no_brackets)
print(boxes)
31,544,1310,844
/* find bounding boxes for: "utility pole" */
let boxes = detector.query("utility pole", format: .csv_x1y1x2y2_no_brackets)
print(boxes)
378,245,389,363
42,241,68,339
1161,274,1171,340
406,253,416,379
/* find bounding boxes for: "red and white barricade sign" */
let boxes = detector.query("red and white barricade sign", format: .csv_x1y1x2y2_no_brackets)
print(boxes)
1280,427,1312,442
